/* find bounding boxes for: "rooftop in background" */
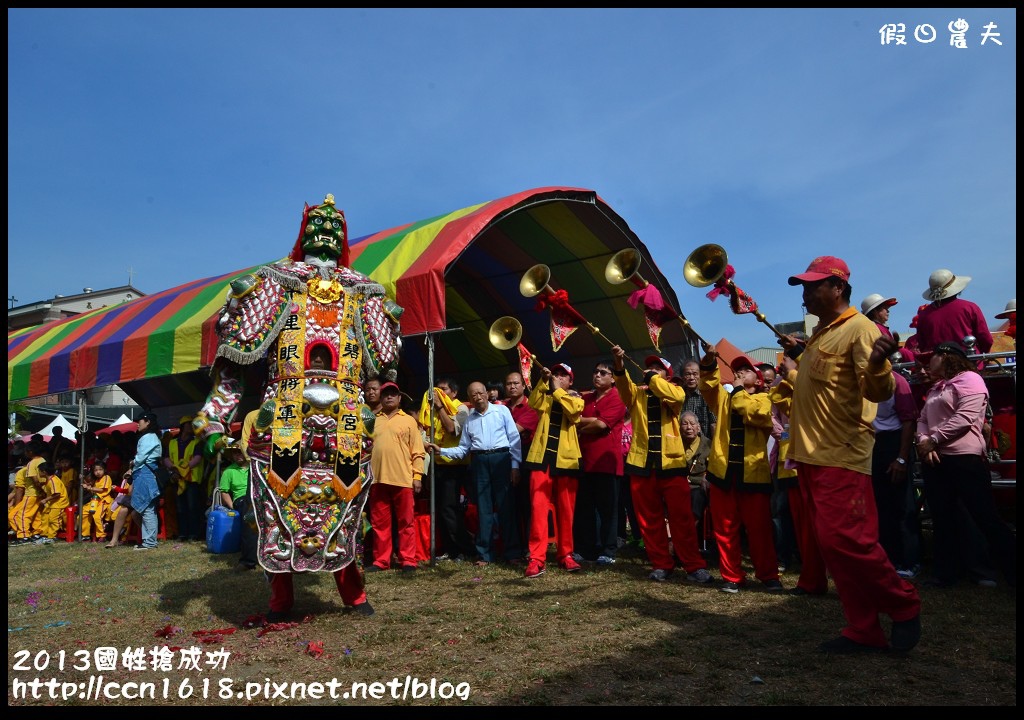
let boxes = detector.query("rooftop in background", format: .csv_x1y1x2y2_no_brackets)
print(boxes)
8,285,147,332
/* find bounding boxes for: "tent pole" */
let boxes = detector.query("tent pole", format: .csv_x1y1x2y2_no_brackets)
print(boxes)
403,327,463,567
77,392,88,541
425,332,436,566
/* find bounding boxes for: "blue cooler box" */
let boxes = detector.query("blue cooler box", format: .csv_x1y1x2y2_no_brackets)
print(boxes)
206,507,241,554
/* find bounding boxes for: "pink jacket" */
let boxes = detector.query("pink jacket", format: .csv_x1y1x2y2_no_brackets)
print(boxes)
917,371,988,457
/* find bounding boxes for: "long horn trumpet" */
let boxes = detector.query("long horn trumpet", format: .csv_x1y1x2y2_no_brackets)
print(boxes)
488,316,543,370
520,263,643,371
605,248,714,348
683,244,786,341
519,264,554,298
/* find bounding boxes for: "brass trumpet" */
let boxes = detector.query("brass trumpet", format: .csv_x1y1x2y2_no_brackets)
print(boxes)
683,244,785,341
488,316,543,370
519,264,554,298
604,248,713,348
520,263,643,371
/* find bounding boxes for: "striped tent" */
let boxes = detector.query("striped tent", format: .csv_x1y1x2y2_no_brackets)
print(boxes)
9,187,696,410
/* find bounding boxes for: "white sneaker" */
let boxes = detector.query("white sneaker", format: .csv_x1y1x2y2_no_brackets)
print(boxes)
36,537,55,545
896,564,921,580
596,555,616,566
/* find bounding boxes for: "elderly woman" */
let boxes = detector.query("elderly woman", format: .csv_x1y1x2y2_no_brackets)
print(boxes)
679,410,712,559
916,342,1016,588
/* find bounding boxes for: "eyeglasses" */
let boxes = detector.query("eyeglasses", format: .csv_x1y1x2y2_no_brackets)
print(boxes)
593,369,611,376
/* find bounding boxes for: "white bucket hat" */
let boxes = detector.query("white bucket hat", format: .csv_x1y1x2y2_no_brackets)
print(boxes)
861,293,897,317
995,299,1016,320
923,269,971,302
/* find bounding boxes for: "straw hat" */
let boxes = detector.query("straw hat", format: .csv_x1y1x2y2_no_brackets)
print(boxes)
923,269,971,302
995,299,1016,320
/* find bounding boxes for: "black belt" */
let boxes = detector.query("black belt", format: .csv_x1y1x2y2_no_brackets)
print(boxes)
475,447,510,455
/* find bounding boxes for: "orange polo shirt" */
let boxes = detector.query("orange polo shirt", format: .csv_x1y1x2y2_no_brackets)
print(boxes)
370,409,426,488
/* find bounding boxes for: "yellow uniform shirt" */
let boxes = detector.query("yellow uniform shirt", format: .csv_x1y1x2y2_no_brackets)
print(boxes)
615,371,686,472
787,307,895,475
42,474,70,511
21,456,45,497
524,377,584,471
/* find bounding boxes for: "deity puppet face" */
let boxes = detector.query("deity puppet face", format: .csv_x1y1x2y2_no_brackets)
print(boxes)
301,194,348,262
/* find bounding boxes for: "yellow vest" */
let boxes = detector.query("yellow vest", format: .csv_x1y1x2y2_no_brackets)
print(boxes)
169,437,203,493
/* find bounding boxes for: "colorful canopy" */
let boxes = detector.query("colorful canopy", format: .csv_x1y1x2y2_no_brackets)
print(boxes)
9,186,695,407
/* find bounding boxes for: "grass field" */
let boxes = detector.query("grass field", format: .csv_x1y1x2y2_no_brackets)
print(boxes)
6,538,1016,706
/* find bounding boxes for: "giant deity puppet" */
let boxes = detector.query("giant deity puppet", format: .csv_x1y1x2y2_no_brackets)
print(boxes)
192,194,402,618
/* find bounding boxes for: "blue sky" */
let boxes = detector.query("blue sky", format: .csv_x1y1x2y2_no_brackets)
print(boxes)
8,8,1016,352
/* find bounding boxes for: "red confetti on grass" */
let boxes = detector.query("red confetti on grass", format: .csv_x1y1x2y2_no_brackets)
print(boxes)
192,627,237,644
306,641,325,658
154,625,183,639
256,622,299,638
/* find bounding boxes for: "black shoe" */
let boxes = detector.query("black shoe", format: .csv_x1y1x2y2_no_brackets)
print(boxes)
817,636,888,654
762,579,785,592
719,581,740,594
788,586,826,596
266,609,291,623
364,565,385,573
922,578,955,589
345,601,375,617
891,613,921,652
400,565,416,574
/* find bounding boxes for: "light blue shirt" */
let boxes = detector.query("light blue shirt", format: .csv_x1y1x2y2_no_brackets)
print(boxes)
133,433,163,469
439,402,522,468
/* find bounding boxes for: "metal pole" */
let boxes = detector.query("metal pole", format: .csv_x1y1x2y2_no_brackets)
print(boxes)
403,327,463,567
77,393,88,541
425,333,437,566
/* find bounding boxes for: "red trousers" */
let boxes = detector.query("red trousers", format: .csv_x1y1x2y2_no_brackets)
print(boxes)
788,483,828,594
709,484,778,584
528,469,577,565
798,463,920,647
631,472,706,573
268,564,366,612
414,498,431,563
369,483,416,569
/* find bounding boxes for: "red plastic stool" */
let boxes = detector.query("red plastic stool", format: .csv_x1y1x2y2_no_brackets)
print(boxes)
63,506,78,543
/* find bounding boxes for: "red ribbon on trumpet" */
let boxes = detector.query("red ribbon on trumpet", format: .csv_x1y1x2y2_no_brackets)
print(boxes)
534,289,587,352
706,265,760,316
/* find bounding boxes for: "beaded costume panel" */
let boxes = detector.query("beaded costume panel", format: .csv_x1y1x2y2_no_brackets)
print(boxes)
198,259,402,573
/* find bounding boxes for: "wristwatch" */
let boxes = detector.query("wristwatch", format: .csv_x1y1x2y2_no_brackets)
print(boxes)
896,458,907,466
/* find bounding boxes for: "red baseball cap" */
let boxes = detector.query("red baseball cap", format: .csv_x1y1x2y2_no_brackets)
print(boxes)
551,362,574,383
729,355,764,386
379,381,401,395
644,355,673,378
788,256,851,286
